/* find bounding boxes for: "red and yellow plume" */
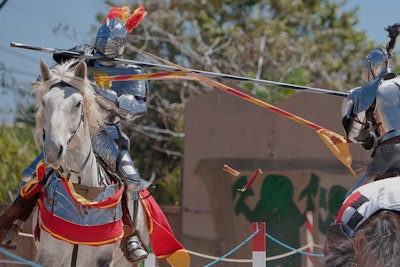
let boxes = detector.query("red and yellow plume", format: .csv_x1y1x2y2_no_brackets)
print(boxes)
126,6,147,33
104,6,147,33
105,6,131,21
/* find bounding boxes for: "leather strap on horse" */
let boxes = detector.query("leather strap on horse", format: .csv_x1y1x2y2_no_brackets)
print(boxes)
121,193,135,237
121,193,149,256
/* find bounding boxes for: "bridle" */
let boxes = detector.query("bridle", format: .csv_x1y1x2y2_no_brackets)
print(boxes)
42,81,85,146
42,81,87,179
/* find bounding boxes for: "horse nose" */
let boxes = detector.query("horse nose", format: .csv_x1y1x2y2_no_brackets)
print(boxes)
57,145,64,159
43,138,64,165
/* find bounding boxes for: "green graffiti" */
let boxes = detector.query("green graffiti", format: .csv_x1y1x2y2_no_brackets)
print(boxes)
318,185,347,233
234,174,303,266
299,173,319,212
233,172,347,266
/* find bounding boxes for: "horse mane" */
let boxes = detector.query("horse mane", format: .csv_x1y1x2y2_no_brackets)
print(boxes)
325,210,400,267
34,60,106,145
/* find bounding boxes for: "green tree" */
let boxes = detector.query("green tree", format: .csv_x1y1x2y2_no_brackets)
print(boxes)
0,123,40,202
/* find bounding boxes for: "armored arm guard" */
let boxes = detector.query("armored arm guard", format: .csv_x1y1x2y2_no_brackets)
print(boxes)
92,82,148,121
341,84,378,150
118,94,147,121
92,82,118,112
92,62,149,121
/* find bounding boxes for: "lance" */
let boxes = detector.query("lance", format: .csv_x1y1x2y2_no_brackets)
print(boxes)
144,51,356,176
10,41,348,98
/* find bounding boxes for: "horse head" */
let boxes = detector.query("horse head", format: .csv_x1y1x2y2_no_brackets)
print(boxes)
35,60,105,173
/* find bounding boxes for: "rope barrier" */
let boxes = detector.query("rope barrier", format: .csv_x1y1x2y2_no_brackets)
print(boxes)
0,258,33,265
266,233,324,257
266,244,315,261
0,248,42,267
186,243,323,263
185,250,252,263
203,228,260,267
11,220,326,267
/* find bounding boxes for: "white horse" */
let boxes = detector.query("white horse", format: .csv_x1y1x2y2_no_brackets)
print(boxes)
31,59,149,267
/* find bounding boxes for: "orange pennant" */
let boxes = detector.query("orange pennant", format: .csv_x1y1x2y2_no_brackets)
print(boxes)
143,52,356,176
93,71,192,89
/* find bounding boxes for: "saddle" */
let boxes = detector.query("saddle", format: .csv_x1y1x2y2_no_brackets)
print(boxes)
332,176,400,238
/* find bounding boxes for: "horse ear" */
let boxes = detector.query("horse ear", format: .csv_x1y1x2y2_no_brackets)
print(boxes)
74,60,87,80
39,60,52,82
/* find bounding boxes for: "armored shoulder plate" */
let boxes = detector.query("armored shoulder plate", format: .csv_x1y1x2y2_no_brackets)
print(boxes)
92,62,148,99
351,78,381,113
374,76,400,141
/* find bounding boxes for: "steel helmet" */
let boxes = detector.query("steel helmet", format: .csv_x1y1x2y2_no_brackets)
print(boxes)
361,47,393,82
95,6,146,58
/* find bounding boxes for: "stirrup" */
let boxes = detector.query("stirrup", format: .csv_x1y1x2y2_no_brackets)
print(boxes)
0,224,21,249
121,234,148,263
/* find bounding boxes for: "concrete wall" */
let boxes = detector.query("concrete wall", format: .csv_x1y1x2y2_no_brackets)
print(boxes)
182,89,370,266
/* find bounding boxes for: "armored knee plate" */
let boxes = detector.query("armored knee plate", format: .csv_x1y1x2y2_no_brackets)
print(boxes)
92,130,120,171
92,129,150,193
117,150,141,191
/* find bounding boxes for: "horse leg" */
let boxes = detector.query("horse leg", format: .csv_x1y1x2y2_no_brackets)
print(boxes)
78,243,117,267
35,231,71,267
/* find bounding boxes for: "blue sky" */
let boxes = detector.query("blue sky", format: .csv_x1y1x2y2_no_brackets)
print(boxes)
0,0,400,122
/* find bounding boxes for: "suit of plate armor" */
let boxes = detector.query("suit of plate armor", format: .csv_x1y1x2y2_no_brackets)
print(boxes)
0,6,149,263
342,46,400,196
86,57,151,263
90,59,150,194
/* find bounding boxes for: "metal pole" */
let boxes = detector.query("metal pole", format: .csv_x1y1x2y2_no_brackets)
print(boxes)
10,41,348,97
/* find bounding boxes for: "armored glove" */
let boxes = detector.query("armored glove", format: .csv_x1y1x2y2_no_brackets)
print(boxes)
356,128,376,150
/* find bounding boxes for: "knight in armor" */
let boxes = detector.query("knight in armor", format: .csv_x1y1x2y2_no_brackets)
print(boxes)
0,6,150,263
342,23,400,196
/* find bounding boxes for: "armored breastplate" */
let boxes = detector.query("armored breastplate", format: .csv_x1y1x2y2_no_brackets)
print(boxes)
92,61,147,98
375,78,400,141
42,173,123,225
36,168,124,245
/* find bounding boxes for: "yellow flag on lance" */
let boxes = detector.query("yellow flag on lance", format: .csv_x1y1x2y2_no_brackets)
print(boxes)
143,52,357,176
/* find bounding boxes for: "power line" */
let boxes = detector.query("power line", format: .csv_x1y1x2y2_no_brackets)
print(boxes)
0,0,9,10
0,45,42,64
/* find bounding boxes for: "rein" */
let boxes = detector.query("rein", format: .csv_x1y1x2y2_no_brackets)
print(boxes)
56,149,92,183
67,110,85,146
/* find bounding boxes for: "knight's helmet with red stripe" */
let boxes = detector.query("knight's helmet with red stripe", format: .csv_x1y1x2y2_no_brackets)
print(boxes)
95,6,146,58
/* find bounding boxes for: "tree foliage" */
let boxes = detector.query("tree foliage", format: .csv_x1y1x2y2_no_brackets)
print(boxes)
0,123,39,203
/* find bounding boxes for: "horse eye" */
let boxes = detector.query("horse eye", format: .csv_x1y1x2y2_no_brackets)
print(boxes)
42,100,46,107
75,101,82,108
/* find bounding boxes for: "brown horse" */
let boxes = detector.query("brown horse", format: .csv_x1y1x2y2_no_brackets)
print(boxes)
324,177,400,267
